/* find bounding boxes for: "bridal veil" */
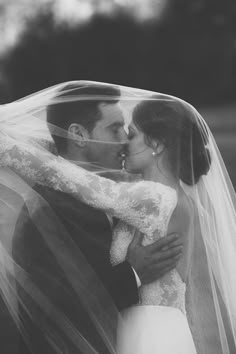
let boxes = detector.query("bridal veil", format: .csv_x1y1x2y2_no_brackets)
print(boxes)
0,81,235,353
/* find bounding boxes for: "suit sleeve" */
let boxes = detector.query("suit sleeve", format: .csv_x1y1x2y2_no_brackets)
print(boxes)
12,200,139,353
13,200,139,314
12,205,113,354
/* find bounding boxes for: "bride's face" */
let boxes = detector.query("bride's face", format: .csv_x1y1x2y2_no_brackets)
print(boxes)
126,122,154,174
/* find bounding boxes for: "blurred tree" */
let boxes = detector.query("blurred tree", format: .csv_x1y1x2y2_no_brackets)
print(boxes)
1,0,236,104
169,0,236,31
158,0,236,103
1,12,141,101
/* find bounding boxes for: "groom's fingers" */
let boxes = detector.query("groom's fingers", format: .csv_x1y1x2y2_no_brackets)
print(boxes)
155,246,183,262
153,256,181,272
158,265,177,278
145,258,180,282
145,233,181,253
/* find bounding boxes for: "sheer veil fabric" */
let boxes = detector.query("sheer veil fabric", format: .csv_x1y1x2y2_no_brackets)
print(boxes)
0,81,235,353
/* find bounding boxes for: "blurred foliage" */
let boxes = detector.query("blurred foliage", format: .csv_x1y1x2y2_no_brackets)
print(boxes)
0,0,236,104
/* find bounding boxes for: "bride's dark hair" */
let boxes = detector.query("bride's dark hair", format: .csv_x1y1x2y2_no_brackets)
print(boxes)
133,99,211,185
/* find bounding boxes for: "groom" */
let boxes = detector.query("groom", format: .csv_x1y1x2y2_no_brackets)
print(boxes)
12,83,183,353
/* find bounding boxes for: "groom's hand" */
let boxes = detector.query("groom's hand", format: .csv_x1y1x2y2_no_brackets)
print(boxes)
126,232,183,285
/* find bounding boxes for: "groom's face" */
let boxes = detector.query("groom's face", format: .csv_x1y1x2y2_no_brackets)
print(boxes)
87,103,128,169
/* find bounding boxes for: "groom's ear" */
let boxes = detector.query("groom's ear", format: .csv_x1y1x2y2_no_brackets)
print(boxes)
68,123,89,147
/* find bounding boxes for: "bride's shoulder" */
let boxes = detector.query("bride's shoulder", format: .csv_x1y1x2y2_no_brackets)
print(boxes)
169,189,193,231
123,180,178,219
131,180,177,203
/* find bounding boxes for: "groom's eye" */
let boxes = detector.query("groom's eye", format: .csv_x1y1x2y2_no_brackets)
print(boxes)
109,123,124,135
111,127,119,133
128,132,134,140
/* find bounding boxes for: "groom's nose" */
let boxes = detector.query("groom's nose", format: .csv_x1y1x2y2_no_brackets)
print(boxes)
120,129,128,143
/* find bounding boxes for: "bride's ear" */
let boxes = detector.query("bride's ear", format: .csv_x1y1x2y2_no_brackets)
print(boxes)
68,123,89,147
152,140,165,155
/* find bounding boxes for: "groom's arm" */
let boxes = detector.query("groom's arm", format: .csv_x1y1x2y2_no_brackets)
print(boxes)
12,204,114,354
13,199,139,314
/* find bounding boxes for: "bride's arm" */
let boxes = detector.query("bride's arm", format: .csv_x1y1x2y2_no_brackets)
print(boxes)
44,158,176,236
0,138,175,236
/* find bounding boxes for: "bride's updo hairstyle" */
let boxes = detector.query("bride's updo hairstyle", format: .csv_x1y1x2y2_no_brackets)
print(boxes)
133,99,211,185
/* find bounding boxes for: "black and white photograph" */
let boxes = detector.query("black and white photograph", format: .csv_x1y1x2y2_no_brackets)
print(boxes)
0,1,236,353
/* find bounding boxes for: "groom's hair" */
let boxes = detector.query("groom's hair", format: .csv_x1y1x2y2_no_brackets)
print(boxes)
47,83,120,154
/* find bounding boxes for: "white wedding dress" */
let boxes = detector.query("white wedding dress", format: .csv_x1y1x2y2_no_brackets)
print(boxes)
110,183,197,354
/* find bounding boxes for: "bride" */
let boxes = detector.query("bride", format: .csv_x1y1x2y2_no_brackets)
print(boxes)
112,98,207,354
0,81,236,354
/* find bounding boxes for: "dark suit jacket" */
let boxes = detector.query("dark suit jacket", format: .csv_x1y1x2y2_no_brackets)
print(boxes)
12,185,139,353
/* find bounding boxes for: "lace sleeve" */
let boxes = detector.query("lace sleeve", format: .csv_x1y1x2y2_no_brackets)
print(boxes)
48,158,177,235
0,137,176,236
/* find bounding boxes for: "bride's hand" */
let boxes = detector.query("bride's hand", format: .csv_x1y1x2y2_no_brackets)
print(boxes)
126,230,183,285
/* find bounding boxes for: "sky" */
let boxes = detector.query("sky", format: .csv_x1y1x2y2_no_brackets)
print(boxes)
0,0,168,54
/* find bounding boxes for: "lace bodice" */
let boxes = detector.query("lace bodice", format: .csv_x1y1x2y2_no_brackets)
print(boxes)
110,184,187,314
